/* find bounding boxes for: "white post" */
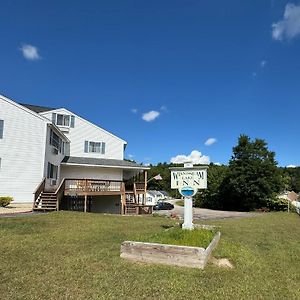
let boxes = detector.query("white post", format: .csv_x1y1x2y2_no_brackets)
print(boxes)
182,196,194,230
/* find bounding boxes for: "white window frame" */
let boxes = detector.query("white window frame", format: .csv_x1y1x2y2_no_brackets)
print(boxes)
85,141,106,154
56,114,70,126
52,113,75,128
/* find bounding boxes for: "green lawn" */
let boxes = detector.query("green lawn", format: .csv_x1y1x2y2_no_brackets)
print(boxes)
0,212,299,299
135,226,215,248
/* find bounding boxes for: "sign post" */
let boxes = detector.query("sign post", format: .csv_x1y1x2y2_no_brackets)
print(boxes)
170,163,208,230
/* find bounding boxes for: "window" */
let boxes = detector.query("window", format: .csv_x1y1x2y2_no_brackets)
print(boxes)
84,141,106,154
50,129,65,154
47,163,58,179
52,113,75,128
57,114,69,126
0,120,4,139
89,142,101,153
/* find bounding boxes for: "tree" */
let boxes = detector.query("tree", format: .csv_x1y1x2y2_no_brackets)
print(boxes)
194,163,228,209
219,135,283,211
281,167,300,192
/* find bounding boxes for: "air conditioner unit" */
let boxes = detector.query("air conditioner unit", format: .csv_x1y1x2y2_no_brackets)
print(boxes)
52,147,59,155
50,179,57,186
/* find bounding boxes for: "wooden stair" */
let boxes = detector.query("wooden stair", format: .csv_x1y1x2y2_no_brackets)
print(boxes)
33,191,57,211
124,193,138,215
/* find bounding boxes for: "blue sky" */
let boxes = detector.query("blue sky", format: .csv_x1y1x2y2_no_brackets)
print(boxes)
1,0,300,166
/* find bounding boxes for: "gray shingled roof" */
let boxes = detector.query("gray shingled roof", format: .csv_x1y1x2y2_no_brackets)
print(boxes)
62,156,149,169
147,190,163,197
19,103,56,113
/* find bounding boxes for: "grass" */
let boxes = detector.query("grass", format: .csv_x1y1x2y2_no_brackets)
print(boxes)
135,226,215,248
0,212,300,299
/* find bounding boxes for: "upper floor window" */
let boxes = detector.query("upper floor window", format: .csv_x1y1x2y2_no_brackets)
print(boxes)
84,141,106,154
50,129,65,154
0,120,4,139
52,113,75,128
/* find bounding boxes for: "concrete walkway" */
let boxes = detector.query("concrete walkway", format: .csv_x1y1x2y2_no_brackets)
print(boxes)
0,203,32,216
156,199,257,220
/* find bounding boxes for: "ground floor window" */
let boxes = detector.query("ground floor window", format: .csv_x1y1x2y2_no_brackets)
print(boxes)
47,163,58,179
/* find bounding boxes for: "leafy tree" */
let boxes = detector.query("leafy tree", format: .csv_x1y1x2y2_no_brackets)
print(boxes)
281,167,300,192
219,135,283,211
194,163,228,209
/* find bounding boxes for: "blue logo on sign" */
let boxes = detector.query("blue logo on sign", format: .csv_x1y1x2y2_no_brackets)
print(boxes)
180,186,195,197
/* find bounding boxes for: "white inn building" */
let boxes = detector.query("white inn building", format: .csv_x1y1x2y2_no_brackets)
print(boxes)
0,94,150,214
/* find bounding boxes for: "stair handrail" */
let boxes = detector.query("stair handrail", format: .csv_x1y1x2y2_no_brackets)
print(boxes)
33,178,46,208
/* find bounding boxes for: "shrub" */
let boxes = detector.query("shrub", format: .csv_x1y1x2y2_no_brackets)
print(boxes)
0,196,13,207
266,197,296,212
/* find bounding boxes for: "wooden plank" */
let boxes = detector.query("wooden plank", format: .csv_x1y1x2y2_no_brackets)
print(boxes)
203,231,221,266
121,241,206,269
121,232,221,269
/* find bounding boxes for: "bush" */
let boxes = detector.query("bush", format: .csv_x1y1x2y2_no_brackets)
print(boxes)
266,197,296,212
0,196,13,207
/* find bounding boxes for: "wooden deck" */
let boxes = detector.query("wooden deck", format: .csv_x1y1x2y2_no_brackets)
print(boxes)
64,179,125,196
33,177,151,214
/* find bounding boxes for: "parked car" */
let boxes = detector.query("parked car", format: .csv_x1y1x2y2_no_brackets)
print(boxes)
153,201,174,211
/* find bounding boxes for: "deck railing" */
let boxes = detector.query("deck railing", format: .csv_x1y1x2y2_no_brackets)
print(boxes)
134,182,146,191
64,179,124,194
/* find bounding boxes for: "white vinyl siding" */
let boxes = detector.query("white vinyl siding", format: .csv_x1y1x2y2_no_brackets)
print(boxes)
60,165,123,181
0,97,47,203
41,108,125,160
43,126,67,190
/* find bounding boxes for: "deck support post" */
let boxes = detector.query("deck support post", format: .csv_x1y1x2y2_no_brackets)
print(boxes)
144,170,147,205
84,194,87,213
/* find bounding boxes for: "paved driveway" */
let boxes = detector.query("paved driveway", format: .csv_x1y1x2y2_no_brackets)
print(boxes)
155,199,257,220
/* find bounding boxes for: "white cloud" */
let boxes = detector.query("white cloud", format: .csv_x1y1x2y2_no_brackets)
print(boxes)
272,3,300,41
128,154,134,159
205,138,217,146
20,44,41,61
261,60,267,68
131,108,138,113
214,162,221,166
170,150,210,165
287,164,297,168
142,110,160,122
